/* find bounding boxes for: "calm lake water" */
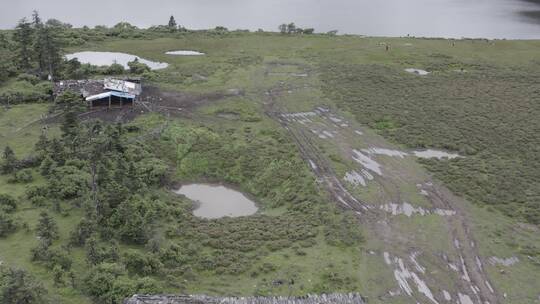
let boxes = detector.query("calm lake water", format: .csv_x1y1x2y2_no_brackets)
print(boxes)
2,0,540,39
175,184,259,219
65,51,168,69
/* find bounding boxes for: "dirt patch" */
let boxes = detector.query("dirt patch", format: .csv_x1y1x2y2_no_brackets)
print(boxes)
45,85,233,124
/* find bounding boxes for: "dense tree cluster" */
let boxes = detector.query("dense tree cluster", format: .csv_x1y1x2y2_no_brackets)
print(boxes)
12,11,63,79
278,23,315,35
0,92,170,303
0,266,48,304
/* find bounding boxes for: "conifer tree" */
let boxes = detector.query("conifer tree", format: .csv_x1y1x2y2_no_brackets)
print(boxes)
13,18,34,71
168,15,177,31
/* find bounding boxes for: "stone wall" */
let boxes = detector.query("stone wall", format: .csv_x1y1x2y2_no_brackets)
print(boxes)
124,293,365,304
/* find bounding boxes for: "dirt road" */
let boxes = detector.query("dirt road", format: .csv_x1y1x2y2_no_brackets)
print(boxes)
263,76,500,304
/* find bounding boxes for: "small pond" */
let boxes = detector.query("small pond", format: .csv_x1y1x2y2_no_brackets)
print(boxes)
175,184,258,219
65,51,168,70
405,68,429,76
413,149,460,159
165,50,205,56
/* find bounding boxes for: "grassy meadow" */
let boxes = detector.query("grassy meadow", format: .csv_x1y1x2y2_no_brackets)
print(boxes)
1,30,539,303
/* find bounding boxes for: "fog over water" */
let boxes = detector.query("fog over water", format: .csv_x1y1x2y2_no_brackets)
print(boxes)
1,0,540,38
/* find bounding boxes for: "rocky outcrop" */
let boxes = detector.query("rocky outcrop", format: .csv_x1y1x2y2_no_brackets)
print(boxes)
124,293,365,304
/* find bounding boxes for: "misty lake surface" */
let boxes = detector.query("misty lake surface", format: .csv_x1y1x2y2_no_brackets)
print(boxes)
3,0,540,39
175,184,259,219
65,51,169,70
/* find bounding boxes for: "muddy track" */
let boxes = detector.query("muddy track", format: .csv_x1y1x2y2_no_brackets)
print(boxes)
428,185,500,304
263,79,499,303
263,89,368,216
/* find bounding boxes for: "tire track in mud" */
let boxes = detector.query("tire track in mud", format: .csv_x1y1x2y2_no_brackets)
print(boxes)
262,81,500,304
263,95,368,216
427,185,500,304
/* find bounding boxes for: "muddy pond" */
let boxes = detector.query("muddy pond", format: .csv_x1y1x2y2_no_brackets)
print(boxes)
65,51,169,70
174,184,258,219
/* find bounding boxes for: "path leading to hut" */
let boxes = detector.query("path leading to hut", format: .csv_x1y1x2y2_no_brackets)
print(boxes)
262,63,500,304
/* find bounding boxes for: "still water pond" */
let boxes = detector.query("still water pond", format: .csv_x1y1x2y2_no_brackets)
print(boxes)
175,184,259,219
65,51,169,70
166,50,205,56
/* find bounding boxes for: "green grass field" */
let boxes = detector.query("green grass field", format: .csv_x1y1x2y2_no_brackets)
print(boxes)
1,31,539,303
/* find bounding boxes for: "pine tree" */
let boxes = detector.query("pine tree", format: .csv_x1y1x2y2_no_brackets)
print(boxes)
1,146,18,174
31,10,42,27
34,133,50,159
36,25,62,79
168,15,177,32
61,111,79,149
13,18,34,71
36,211,59,244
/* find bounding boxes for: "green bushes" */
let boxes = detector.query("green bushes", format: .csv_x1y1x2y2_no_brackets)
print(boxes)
83,263,159,304
127,58,150,74
48,165,90,199
123,250,163,275
110,195,159,244
321,63,540,224
0,213,17,237
8,168,33,183
0,80,52,104
0,266,48,304
162,123,319,208
0,194,17,213
0,194,18,237
105,63,125,75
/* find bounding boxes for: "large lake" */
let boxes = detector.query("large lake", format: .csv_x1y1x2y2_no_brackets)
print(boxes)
2,0,540,39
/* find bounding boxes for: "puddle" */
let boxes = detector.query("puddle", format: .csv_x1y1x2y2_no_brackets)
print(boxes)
413,149,460,159
268,72,308,77
165,50,205,56
322,130,335,138
362,146,460,160
487,256,519,266
410,252,426,274
405,68,430,75
380,202,427,216
442,290,452,301
380,202,455,217
66,51,168,70
363,148,408,158
344,171,367,187
175,184,258,219
328,116,343,123
458,293,474,304
385,252,439,304
352,149,383,176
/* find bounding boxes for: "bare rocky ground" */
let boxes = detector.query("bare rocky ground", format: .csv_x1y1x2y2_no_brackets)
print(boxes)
262,65,502,304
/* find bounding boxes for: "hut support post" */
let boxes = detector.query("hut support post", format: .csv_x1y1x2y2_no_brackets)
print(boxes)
108,94,111,108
